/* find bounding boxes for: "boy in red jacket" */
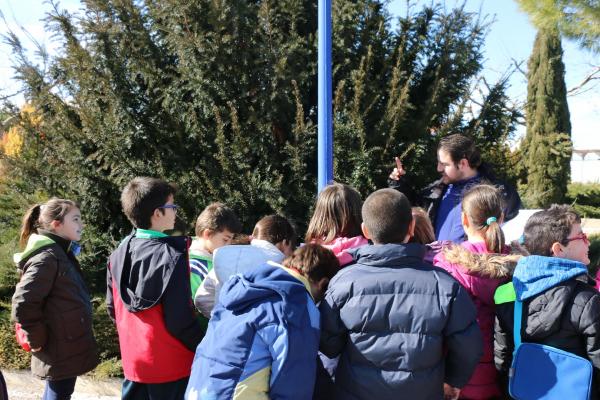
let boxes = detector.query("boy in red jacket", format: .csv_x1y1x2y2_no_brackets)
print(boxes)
106,177,203,399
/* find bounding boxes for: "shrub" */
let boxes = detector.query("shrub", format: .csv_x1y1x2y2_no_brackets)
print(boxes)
0,301,31,370
90,358,122,379
567,183,600,206
91,297,121,364
567,183,600,218
588,233,600,278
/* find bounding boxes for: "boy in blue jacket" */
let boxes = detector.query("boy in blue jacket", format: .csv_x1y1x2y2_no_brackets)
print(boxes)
319,188,482,400
185,244,339,400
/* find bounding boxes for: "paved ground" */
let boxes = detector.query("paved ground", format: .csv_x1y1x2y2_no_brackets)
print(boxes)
4,370,121,400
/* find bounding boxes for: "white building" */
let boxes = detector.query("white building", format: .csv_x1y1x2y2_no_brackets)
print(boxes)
571,150,600,183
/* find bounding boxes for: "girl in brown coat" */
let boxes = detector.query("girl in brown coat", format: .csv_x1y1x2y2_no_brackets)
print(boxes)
11,198,98,400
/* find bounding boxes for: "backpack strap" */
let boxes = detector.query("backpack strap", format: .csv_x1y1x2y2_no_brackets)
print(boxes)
513,299,523,351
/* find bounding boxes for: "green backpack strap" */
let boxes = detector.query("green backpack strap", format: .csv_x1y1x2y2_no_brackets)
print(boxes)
494,282,516,305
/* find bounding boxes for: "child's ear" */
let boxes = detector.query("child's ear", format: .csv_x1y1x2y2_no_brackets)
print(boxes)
550,242,563,257
404,219,416,243
361,223,371,240
201,229,213,240
50,219,62,230
461,211,469,229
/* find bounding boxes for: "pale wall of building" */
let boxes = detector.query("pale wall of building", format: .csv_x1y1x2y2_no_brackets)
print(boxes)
571,152,600,183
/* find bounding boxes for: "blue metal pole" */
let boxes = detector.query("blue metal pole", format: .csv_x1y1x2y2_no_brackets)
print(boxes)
318,0,333,192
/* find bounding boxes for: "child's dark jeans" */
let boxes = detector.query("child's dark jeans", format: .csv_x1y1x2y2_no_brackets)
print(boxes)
42,377,77,400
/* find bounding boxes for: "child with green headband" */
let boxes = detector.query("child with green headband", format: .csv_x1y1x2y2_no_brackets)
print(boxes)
433,184,509,399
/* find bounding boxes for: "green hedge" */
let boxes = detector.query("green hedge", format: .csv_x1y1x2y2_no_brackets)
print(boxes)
588,233,600,278
0,298,123,377
568,183,600,218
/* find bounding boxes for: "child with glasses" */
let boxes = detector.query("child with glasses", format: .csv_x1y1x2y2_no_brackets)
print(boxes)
494,204,600,398
106,177,204,400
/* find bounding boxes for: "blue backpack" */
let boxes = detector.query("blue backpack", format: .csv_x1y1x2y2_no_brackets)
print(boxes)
508,299,593,400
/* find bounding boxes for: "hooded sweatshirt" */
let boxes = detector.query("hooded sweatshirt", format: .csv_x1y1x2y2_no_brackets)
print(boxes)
185,261,320,400
320,235,368,267
494,256,600,397
194,239,287,317
106,232,203,383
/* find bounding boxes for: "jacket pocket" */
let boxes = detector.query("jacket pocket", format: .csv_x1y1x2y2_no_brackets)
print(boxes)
60,308,90,342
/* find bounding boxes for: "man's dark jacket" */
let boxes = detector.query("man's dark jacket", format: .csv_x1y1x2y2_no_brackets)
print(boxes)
388,165,521,226
319,243,482,400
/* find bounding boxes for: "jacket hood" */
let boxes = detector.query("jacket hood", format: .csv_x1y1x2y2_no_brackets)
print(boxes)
441,244,521,279
249,239,285,259
348,243,426,266
14,234,56,266
110,235,187,312
219,261,311,325
513,255,588,301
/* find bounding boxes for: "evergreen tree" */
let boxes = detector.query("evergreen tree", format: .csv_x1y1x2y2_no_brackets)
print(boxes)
517,0,600,53
521,27,572,207
1,0,520,291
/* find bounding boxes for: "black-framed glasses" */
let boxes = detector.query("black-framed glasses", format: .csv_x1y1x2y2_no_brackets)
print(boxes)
159,204,179,213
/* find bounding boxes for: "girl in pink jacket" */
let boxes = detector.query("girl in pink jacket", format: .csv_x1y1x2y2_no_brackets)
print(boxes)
305,183,368,268
433,184,511,399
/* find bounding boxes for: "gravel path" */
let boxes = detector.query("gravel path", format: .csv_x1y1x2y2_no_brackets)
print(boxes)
3,370,120,400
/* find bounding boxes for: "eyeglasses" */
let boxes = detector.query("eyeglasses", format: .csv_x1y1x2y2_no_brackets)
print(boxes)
565,232,589,244
159,204,179,213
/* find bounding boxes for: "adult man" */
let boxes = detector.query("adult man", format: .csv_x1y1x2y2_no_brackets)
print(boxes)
389,134,521,242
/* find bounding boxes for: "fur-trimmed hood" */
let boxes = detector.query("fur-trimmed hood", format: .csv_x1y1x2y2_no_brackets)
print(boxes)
433,240,520,399
441,244,522,279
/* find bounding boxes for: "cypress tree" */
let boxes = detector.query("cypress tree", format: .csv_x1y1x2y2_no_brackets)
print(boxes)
522,27,572,207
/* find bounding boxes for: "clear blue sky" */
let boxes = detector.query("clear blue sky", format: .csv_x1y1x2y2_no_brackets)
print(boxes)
1,0,598,149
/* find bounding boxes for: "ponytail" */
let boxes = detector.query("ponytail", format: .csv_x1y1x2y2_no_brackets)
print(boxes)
20,204,42,248
484,218,505,254
462,184,505,254
19,198,79,248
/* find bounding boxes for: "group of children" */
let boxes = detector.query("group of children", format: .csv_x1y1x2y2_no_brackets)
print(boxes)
9,174,600,400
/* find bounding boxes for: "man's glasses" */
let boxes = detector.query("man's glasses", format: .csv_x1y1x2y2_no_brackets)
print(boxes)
565,232,589,244
159,204,179,213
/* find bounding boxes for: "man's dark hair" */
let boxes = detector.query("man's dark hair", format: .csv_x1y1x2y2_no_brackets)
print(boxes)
283,244,339,282
252,215,297,247
362,189,412,244
523,204,581,256
121,177,177,229
438,134,482,169
194,202,242,237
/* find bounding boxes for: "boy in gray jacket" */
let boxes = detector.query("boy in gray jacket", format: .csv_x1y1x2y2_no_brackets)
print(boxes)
319,188,482,400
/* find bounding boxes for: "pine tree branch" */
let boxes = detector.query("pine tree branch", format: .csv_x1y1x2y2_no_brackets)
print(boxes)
0,89,24,101
567,66,600,96
511,58,527,78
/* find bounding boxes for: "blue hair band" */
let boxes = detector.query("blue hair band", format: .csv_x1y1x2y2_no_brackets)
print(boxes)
486,217,497,226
